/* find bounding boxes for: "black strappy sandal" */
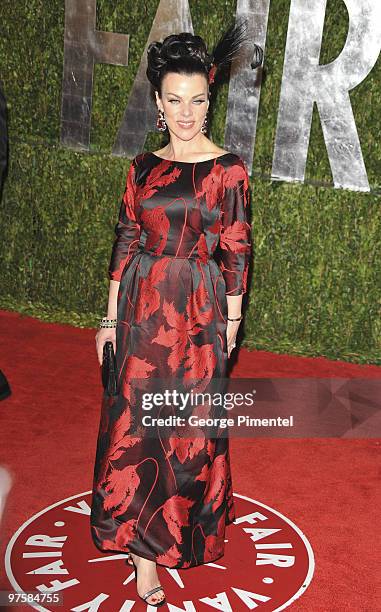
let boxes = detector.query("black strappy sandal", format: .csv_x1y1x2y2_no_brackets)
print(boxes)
127,554,166,607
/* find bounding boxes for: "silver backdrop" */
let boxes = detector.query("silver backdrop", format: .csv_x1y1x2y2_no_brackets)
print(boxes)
60,0,381,193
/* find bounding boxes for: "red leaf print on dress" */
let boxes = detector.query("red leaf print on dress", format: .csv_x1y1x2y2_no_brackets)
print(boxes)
183,343,217,386
108,408,143,462
167,433,205,464
135,258,170,323
104,464,140,518
195,462,210,482
196,232,209,264
204,513,225,558
204,453,227,512
101,538,124,551
156,542,183,567
114,518,138,548
122,163,136,205
96,407,143,487
152,282,214,374
223,162,249,199
122,355,156,401
162,495,194,544
152,300,188,372
141,206,170,254
209,217,221,251
136,161,182,202
205,439,216,462
151,324,179,349
166,401,211,464
135,277,161,323
196,164,225,210
220,220,251,253
186,279,213,329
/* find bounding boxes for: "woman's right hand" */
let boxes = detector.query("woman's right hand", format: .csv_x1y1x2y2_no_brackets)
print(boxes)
95,327,116,366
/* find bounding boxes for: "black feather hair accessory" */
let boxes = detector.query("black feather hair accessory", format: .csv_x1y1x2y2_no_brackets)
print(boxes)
208,18,263,84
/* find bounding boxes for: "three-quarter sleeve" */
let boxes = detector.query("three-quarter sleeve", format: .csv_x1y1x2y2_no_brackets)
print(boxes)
108,157,141,281
218,158,252,295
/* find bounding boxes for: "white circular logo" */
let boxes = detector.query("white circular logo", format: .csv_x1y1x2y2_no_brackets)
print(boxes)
5,490,314,610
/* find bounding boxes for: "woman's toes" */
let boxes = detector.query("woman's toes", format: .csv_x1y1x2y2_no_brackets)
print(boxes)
147,589,165,605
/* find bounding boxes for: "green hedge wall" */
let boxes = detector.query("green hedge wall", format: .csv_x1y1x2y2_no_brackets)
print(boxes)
0,0,380,363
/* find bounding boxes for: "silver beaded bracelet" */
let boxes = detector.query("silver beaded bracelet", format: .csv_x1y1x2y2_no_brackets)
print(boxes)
99,317,117,329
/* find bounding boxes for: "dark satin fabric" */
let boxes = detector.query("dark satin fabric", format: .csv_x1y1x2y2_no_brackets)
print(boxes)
90,151,251,568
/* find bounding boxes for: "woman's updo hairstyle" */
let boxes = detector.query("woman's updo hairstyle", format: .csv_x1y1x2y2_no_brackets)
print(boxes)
146,33,211,95
146,19,263,97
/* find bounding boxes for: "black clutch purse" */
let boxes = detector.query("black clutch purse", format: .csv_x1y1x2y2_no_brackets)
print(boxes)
101,341,118,396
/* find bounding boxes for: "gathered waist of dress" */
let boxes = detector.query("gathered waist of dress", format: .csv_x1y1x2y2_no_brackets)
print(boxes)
137,244,214,260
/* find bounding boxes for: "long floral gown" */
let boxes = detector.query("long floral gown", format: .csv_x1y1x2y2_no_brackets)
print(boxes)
90,151,252,568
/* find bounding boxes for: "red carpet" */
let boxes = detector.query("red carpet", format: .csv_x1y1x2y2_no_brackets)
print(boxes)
0,309,379,610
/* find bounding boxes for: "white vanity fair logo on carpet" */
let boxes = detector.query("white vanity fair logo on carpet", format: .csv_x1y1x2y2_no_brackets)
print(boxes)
5,491,314,611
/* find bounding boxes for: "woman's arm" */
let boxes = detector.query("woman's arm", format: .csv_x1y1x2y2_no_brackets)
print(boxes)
226,294,243,318
108,157,141,282
218,159,252,355
106,279,119,319
96,159,140,365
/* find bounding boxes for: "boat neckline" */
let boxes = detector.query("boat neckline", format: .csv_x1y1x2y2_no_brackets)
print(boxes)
149,151,232,164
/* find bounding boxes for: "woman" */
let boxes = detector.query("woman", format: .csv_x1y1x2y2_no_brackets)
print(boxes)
91,21,262,607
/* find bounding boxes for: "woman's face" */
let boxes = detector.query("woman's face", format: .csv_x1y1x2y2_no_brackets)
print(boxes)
155,72,209,140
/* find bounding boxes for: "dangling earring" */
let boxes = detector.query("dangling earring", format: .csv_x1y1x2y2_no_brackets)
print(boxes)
201,112,208,134
156,109,167,132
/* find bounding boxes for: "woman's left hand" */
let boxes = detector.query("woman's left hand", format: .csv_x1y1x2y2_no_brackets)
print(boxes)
227,320,241,357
